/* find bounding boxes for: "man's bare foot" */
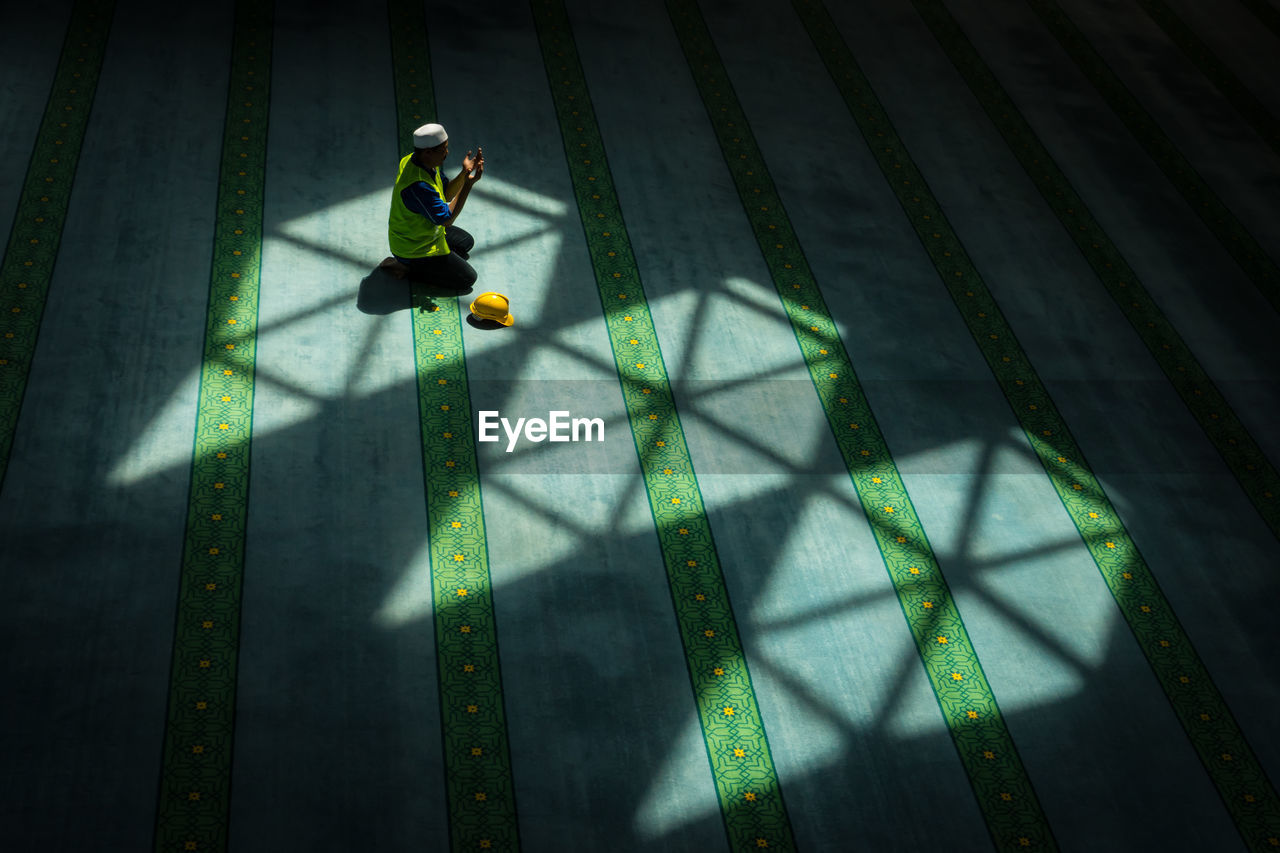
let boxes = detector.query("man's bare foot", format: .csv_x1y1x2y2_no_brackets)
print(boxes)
380,256,409,279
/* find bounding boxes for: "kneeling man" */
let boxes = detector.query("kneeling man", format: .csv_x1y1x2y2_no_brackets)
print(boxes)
383,122,484,290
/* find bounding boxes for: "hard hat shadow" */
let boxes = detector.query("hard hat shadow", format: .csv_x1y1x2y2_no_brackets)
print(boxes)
465,314,510,331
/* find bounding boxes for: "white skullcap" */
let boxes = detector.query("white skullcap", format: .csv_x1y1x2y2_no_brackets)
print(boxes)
413,123,448,148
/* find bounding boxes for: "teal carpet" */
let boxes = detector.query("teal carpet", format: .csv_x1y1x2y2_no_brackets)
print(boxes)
1,0,1278,850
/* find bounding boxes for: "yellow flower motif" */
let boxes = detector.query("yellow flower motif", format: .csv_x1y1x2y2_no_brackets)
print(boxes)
723,707,735,716
849,423,860,430
460,625,471,634
733,748,746,757
871,477,882,484
202,621,213,629
694,593,705,601
192,745,205,754
983,750,995,760
1105,541,1116,549
1121,572,1132,579
1140,605,1151,613
451,521,462,529
883,506,894,513
432,329,443,335
908,567,920,575
1000,792,1012,801
649,414,658,420
195,701,208,710
967,710,978,719
896,536,906,543
441,405,450,411
951,673,963,681
624,315,633,321
1018,838,1030,848
663,468,673,475
1071,484,1082,491
744,792,756,801
443,432,452,438
1088,512,1099,519
223,369,233,376
936,636,948,644
445,460,455,468
1179,676,1190,684
922,601,934,609
218,423,230,430
635,362,646,369
678,528,689,535
435,354,444,360
1199,713,1211,721
704,629,715,638
479,842,492,850
205,583,217,591
471,747,483,756
714,667,724,676
454,555,465,564
448,490,458,497
671,498,681,505
686,559,697,567
1159,640,1170,648
208,547,220,555
756,839,769,849
456,587,467,596
656,441,666,447
185,842,198,850
466,704,478,714
475,791,487,801
463,664,475,673
199,659,211,668
629,339,639,345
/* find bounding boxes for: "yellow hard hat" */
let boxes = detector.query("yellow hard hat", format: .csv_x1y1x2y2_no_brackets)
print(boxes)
469,291,514,326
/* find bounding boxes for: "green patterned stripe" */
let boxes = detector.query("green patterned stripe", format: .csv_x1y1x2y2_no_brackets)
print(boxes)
918,1,1280,542
814,0,1280,847
665,0,1055,848
529,1,797,849
1137,0,1280,157
153,2,271,850
1237,0,1280,41
1021,0,1280,317
0,0,114,491
387,1,520,849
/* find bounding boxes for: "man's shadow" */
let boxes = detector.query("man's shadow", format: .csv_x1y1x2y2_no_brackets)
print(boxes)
356,265,471,316
357,264,510,330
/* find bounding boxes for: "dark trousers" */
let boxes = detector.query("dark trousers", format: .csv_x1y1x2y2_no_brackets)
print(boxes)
395,226,477,291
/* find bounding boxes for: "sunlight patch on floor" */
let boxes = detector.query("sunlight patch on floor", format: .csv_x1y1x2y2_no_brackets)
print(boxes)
372,537,436,629
632,714,724,840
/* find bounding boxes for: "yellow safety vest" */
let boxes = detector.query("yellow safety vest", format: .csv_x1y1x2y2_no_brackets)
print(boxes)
388,154,450,258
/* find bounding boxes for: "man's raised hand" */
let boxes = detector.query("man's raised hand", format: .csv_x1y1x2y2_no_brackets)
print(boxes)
466,147,484,183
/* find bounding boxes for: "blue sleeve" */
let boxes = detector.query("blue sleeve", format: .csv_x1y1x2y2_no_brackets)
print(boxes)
401,180,452,224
